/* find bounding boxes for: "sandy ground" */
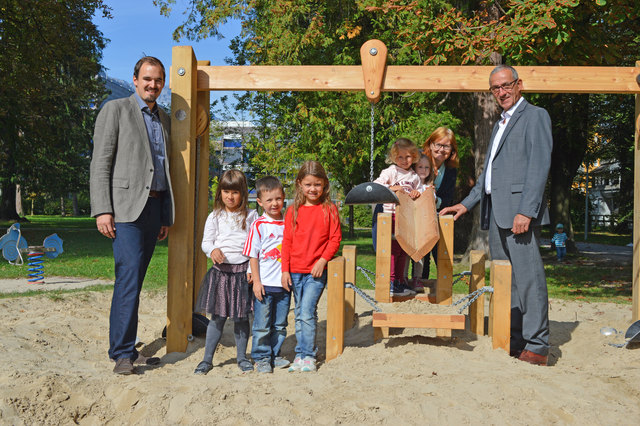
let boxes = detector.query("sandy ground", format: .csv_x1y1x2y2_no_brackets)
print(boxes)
0,284,639,425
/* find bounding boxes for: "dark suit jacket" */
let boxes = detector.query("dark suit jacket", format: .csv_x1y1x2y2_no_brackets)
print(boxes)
436,167,457,210
90,95,175,225
461,98,552,228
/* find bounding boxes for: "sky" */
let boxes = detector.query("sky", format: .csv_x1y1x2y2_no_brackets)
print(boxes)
93,0,241,103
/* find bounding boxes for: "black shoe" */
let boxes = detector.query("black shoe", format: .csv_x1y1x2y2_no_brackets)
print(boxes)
134,354,160,365
194,361,213,375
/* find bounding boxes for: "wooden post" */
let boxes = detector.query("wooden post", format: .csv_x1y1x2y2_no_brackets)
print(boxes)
375,213,392,303
326,256,345,362
634,64,640,321
343,245,357,330
436,215,454,338
489,260,511,352
469,250,486,336
193,60,211,308
374,213,392,341
167,46,198,353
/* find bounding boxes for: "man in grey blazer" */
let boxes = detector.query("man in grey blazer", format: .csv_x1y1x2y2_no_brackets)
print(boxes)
90,57,175,375
441,65,552,366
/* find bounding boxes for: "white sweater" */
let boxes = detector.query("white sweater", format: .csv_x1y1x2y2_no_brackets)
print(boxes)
201,209,258,264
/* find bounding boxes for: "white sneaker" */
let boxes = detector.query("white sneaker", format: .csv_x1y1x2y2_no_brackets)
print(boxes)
300,356,316,372
288,356,303,372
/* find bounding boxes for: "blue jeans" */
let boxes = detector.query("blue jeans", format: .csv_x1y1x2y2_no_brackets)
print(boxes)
556,246,566,261
109,197,162,361
251,290,291,361
290,272,327,358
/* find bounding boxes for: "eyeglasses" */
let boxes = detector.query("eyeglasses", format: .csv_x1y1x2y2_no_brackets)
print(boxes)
432,143,452,152
489,79,518,94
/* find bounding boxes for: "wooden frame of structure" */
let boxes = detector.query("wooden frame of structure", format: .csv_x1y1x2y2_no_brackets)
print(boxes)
167,40,640,353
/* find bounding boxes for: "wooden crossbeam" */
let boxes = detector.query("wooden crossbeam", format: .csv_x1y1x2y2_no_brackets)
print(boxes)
197,65,640,94
372,313,465,329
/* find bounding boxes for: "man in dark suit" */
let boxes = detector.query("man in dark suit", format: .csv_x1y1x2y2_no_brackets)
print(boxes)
441,65,552,366
90,57,175,374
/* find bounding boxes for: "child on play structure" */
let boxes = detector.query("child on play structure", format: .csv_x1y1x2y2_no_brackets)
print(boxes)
242,176,290,374
281,161,342,372
408,153,439,293
374,137,422,297
193,169,258,375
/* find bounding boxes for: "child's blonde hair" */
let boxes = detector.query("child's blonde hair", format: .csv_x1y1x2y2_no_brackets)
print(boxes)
386,137,420,165
415,153,436,185
212,169,250,229
289,160,338,230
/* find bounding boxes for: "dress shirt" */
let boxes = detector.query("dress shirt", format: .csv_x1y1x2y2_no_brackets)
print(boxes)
485,96,525,194
134,93,167,191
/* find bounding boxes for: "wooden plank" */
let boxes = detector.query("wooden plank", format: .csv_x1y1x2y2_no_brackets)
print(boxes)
167,46,198,353
373,326,389,342
326,257,345,362
198,65,640,94
193,60,210,309
372,313,465,329
360,39,387,104
343,245,357,330
634,67,640,322
395,190,440,262
489,260,512,352
375,213,392,303
469,251,486,336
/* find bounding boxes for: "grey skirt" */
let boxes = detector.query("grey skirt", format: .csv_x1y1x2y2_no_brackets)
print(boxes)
194,262,252,319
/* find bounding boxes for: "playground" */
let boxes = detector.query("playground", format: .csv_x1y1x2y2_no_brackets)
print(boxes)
0,278,638,424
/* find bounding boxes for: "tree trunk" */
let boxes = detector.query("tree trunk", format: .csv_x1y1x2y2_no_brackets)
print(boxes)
72,193,79,216
543,93,589,253
549,166,578,252
15,184,23,217
0,180,19,221
460,4,502,261
60,196,66,217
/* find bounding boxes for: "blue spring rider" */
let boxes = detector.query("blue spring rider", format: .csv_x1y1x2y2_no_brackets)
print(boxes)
0,223,64,283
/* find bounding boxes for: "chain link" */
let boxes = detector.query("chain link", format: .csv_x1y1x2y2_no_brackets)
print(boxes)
345,282,382,312
452,270,471,286
452,286,494,314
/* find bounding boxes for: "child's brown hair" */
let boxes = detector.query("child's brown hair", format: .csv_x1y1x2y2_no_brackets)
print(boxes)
289,161,338,230
212,169,250,229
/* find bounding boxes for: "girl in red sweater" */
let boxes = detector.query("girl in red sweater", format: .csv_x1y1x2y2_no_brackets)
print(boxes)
281,161,342,372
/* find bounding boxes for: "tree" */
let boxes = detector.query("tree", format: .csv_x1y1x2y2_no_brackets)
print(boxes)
0,0,109,220
155,0,640,251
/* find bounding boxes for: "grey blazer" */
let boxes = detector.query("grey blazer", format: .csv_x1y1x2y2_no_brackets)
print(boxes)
90,95,175,225
461,98,552,228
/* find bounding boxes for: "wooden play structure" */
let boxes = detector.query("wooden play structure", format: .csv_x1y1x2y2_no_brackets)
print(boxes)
324,210,513,361
166,39,640,353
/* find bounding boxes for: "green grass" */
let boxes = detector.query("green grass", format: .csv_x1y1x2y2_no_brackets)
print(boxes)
0,216,169,293
0,217,633,304
571,230,632,246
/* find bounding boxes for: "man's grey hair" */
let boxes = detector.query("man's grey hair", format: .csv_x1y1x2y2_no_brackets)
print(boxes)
489,65,519,83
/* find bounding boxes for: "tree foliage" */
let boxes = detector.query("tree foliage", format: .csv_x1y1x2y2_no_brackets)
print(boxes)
156,0,639,247
0,0,109,219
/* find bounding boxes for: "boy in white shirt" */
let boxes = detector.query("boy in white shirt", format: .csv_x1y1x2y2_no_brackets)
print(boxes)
243,176,290,373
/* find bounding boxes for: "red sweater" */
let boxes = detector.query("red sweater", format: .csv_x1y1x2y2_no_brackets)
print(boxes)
281,203,342,273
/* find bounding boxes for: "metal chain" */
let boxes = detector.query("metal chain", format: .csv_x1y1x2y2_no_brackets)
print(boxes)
452,286,494,314
452,271,471,286
345,282,382,312
369,103,375,181
356,265,376,289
